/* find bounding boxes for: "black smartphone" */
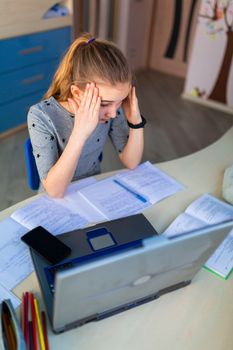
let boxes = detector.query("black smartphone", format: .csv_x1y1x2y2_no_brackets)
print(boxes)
21,226,72,264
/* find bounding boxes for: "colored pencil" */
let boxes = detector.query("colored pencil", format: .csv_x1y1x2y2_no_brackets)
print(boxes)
41,311,50,350
21,293,25,335
30,293,38,350
28,321,33,350
24,292,29,349
34,297,46,350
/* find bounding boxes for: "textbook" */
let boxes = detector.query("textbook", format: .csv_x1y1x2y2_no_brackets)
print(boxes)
204,230,233,279
75,161,184,220
163,194,233,279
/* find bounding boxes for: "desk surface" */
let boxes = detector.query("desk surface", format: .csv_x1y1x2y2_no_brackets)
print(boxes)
1,127,233,350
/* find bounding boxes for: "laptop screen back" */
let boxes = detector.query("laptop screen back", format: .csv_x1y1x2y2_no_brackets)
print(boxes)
53,221,233,332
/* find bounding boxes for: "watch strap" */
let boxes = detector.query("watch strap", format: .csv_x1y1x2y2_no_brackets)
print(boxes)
127,115,147,129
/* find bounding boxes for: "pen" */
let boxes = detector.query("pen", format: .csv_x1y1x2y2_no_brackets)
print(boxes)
24,292,29,350
21,293,24,335
113,179,147,203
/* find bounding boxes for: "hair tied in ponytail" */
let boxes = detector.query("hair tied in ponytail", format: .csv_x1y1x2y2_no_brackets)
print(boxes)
44,33,132,101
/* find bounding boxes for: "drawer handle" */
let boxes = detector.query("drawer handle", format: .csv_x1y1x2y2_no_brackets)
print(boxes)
19,45,43,55
21,74,44,85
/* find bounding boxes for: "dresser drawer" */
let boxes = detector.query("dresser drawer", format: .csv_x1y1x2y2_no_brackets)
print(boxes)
0,26,71,74
0,91,44,132
0,59,59,104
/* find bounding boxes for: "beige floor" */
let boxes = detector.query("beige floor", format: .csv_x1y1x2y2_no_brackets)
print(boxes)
0,69,233,211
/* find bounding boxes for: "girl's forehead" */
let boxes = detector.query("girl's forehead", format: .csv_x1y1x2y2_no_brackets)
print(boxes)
96,82,131,102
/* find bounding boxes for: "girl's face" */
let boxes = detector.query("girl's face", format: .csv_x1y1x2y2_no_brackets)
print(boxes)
96,82,131,123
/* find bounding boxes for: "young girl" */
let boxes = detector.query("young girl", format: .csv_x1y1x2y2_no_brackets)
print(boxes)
28,33,146,198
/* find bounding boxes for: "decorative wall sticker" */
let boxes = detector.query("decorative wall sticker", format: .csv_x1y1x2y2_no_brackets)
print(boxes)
184,0,233,110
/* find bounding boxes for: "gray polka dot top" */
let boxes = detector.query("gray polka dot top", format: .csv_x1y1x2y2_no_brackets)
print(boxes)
27,96,129,182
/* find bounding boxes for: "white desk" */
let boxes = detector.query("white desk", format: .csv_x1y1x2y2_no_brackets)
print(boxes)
1,127,233,350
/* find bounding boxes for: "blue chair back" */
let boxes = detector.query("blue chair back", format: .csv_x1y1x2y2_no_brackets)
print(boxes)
25,139,40,190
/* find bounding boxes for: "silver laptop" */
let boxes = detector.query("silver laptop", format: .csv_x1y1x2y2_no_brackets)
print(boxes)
30,216,233,333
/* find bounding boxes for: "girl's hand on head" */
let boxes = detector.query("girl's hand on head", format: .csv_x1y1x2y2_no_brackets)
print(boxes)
122,86,142,125
68,83,101,142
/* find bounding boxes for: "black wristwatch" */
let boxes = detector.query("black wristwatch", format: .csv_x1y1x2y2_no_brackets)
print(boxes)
127,115,147,129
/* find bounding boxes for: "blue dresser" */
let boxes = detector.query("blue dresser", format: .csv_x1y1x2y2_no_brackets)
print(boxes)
0,26,71,133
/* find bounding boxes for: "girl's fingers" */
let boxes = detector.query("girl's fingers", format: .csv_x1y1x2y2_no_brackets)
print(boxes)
125,86,134,108
90,87,99,112
93,96,101,118
132,86,135,99
133,86,138,101
131,86,137,102
76,98,81,108
84,82,95,109
131,86,138,109
80,83,90,108
73,83,100,128
79,83,99,111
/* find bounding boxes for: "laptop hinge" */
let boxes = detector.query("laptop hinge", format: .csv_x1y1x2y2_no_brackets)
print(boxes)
62,314,99,332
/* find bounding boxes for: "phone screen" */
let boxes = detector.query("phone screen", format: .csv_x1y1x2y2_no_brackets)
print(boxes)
21,226,72,264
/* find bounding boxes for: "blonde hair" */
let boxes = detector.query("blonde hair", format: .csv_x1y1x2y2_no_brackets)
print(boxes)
44,33,132,101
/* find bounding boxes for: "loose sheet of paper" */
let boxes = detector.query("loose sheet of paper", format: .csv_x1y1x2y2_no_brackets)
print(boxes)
0,283,20,309
0,217,33,289
78,177,149,220
11,177,98,233
204,229,233,278
115,161,184,204
0,179,97,292
11,195,89,235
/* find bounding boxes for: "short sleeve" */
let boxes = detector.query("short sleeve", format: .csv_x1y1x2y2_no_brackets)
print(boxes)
108,108,129,154
27,106,59,180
